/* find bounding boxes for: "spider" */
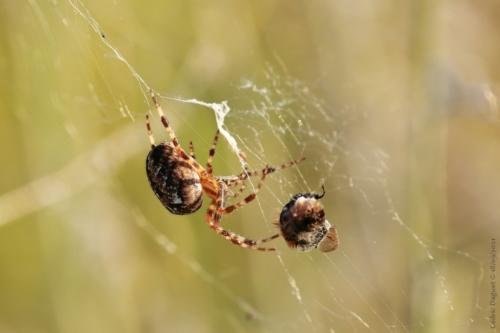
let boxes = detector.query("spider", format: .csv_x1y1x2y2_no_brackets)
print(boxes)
145,89,305,251
274,185,339,252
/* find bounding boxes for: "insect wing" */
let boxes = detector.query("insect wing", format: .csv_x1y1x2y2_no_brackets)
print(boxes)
318,225,339,252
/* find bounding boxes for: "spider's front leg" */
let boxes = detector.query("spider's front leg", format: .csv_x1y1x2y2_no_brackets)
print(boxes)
219,165,269,215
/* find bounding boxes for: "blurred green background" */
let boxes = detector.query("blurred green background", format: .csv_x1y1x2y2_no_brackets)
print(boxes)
0,0,499,332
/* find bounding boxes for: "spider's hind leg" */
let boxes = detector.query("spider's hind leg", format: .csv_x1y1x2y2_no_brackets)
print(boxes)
207,202,279,251
145,115,155,148
205,178,280,251
216,227,279,251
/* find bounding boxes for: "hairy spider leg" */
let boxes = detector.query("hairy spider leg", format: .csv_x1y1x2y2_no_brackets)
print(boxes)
217,157,305,190
222,167,248,187
203,126,304,196
186,132,247,198
208,179,279,251
149,89,207,176
206,129,220,175
204,129,249,200
189,141,195,159
204,125,304,185
222,157,306,203
227,177,247,198
218,178,247,199
145,115,155,148
218,166,272,215
234,157,306,181
205,165,268,228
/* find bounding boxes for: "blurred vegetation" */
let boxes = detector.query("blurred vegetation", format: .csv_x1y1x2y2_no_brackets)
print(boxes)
0,0,499,332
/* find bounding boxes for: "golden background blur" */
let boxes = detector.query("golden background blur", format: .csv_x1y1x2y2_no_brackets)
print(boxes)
0,0,499,332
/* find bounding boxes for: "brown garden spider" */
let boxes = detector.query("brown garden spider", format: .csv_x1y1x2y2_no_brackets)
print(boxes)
145,89,304,251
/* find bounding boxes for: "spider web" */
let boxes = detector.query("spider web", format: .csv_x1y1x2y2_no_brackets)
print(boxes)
0,0,498,333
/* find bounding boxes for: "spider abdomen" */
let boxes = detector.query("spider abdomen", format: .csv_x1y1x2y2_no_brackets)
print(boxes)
146,142,203,215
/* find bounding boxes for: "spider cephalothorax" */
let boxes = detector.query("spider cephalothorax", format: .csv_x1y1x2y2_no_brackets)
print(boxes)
275,185,339,252
145,89,305,251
